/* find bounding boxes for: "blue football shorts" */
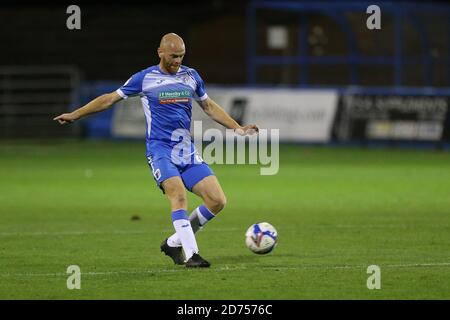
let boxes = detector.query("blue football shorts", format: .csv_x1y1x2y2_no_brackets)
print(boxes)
146,149,214,193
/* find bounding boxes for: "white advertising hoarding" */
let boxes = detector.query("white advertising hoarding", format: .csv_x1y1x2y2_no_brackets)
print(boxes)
112,88,338,143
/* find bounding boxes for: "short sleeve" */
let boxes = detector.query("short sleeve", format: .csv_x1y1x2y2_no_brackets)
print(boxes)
116,70,145,99
189,69,208,101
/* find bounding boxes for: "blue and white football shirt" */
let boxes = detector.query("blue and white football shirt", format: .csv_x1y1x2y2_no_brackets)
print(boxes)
116,65,208,155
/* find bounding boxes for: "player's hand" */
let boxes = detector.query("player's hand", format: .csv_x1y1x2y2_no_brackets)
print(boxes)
234,124,259,136
53,113,78,125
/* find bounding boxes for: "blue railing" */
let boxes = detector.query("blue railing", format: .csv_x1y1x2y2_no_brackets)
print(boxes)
246,0,450,87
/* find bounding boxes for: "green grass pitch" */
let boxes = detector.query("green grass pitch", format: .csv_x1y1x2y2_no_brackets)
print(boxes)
0,141,449,299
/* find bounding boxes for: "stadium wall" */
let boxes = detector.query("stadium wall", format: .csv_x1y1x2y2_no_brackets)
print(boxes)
77,82,450,149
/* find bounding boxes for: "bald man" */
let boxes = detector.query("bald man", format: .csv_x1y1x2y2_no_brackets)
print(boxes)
53,33,259,268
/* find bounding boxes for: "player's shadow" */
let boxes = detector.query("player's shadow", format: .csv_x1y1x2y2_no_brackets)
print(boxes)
211,254,261,265
211,253,299,265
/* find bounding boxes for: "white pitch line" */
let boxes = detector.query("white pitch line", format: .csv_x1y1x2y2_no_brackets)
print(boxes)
2,262,449,278
0,228,240,237
0,230,147,237
335,224,449,229
1,224,448,237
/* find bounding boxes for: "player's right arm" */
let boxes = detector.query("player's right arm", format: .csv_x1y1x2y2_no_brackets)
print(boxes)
54,69,145,125
53,91,122,124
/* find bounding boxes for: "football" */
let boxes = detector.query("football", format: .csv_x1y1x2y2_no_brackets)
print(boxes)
245,222,278,254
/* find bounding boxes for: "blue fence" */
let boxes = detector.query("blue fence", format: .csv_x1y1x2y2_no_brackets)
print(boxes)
72,82,120,138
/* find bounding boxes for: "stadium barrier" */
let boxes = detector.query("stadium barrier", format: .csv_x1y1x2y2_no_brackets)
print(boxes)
333,88,450,145
79,83,450,147
0,66,81,138
112,87,338,143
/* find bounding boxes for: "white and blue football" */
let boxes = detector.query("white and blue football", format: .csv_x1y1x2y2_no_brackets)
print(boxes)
245,222,278,254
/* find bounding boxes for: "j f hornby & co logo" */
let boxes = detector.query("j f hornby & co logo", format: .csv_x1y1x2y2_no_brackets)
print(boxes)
158,90,192,104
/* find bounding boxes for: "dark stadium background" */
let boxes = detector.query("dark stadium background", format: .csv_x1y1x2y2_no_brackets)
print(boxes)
1,0,449,143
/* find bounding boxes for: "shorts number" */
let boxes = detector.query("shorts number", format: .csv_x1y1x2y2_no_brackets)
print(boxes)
147,156,161,181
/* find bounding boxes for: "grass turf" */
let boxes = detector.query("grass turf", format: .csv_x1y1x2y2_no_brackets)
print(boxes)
0,141,449,299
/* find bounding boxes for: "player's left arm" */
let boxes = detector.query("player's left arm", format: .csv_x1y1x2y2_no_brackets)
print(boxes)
197,97,259,135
